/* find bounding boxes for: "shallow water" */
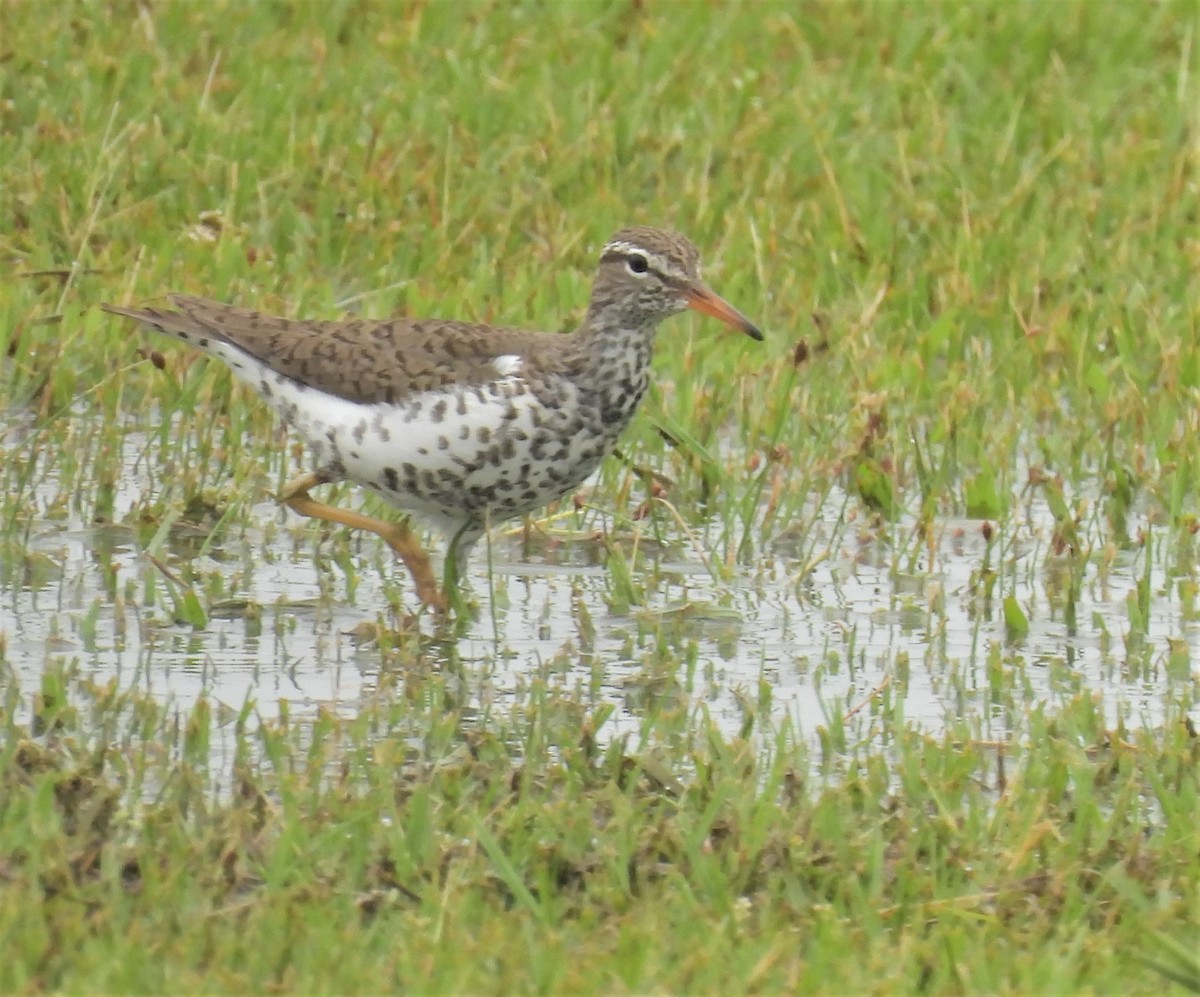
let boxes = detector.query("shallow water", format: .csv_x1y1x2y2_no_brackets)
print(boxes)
2,417,1197,758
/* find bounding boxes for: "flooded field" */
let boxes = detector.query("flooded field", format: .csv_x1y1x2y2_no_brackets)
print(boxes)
4,413,1195,761
3,5,1198,990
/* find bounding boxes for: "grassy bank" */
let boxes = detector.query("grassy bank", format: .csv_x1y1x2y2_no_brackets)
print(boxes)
2,0,1198,991
2,662,1197,992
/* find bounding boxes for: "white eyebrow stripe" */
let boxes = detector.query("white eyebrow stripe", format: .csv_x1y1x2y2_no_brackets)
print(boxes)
603,240,651,257
601,241,689,280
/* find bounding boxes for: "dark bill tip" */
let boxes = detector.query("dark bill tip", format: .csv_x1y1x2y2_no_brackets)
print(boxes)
684,285,763,341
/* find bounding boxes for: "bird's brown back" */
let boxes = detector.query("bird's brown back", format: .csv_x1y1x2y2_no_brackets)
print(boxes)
103,295,573,404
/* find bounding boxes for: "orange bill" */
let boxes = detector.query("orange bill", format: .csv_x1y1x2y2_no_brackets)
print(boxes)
684,285,763,341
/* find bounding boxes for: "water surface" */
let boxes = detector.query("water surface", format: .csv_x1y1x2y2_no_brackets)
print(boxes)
2,418,1195,758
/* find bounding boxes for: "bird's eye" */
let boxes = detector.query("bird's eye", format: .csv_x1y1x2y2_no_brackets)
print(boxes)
626,253,649,275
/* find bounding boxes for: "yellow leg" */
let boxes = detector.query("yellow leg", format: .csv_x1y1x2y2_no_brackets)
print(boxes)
279,472,447,611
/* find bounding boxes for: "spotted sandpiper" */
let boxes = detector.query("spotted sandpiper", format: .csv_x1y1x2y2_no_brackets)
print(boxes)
102,227,762,610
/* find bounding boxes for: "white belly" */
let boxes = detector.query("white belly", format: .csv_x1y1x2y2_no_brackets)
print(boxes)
210,342,616,534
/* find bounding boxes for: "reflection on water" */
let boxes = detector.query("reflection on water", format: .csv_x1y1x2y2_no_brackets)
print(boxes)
2,423,1197,757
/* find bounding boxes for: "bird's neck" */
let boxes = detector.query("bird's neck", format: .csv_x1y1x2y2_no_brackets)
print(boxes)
571,313,659,428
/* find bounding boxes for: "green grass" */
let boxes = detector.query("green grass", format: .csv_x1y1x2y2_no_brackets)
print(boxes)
2,662,1198,993
2,0,1199,992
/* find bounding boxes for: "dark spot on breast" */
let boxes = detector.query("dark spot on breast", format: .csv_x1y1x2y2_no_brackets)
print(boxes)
384,467,399,491
431,399,447,423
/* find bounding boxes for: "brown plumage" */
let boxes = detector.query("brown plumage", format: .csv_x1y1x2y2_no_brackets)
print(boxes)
102,296,570,404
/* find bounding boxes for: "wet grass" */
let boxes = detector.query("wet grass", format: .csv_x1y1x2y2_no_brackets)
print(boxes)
2,0,1200,992
2,660,1198,993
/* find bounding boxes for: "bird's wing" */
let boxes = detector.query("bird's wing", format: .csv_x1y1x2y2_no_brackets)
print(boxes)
103,294,558,405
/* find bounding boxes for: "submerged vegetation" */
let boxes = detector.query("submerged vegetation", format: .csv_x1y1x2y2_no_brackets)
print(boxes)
1,1,1198,992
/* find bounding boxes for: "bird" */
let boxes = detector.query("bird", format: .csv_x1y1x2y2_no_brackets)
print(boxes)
102,226,763,611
